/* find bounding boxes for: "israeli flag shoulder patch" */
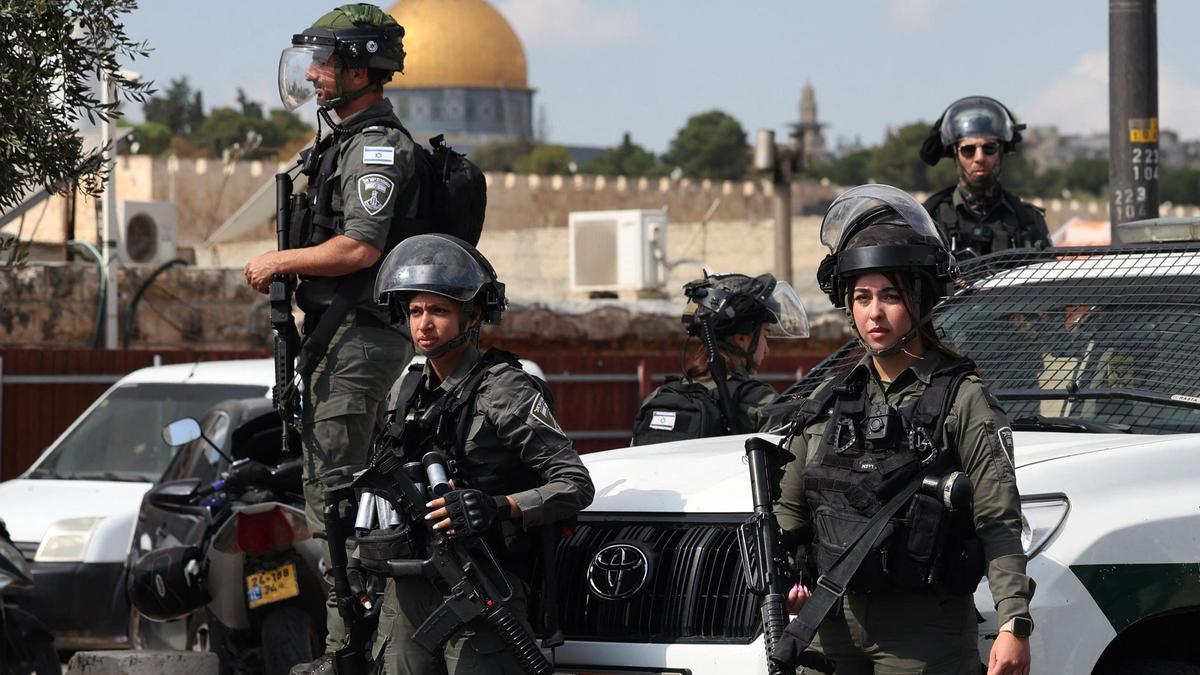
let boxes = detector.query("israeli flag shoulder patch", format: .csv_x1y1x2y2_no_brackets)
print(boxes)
649,411,676,431
363,145,395,166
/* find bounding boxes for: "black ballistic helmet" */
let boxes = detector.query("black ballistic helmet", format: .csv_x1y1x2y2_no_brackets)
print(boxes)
681,273,809,340
374,234,507,326
919,95,1025,166
128,545,210,622
817,185,955,355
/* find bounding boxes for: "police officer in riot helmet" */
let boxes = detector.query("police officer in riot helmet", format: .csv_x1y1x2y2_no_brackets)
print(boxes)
368,234,594,674
920,96,1051,257
772,185,1034,675
245,4,418,661
631,273,809,444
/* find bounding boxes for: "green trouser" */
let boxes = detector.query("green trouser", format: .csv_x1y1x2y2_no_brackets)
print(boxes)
300,321,411,652
807,588,980,675
372,569,533,675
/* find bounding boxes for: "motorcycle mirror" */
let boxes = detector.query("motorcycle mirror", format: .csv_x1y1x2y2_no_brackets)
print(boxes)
148,478,204,512
162,418,203,447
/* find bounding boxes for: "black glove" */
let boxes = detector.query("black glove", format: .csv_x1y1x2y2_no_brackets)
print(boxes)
442,489,508,538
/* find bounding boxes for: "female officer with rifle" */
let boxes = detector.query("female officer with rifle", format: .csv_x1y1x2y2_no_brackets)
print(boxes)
769,185,1034,675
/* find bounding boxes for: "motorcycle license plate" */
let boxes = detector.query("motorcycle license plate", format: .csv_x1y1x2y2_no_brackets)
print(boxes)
245,562,299,609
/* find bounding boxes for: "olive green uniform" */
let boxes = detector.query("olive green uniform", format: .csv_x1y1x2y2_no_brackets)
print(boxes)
923,185,1050,256
373,346,595,674
685,365,779,433
774,351,1034,674
296,99,418,650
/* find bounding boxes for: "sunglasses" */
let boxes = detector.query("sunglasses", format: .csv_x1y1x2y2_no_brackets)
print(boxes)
958,142,1000,158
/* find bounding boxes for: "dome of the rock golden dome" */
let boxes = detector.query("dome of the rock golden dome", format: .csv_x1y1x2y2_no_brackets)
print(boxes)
385,0,529,90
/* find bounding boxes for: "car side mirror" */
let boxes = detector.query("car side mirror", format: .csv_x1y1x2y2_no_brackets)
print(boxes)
162,418,202,447
147,478,203,512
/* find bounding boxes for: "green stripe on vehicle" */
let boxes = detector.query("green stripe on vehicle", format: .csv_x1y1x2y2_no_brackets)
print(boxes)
1070,563,1200,632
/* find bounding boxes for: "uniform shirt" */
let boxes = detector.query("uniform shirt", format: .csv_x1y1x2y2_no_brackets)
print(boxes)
298,99,420,315
774,350,1034,627
685,365,779,433
413,346,594,529
924,184,1051,256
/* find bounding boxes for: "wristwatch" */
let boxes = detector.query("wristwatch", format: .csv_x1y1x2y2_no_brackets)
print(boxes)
999,616,1034,638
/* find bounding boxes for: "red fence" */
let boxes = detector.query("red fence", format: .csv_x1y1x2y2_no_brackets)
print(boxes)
0,348,823,480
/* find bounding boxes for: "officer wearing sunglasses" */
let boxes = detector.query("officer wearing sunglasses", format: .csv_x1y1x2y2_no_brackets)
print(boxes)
919,96,1051,258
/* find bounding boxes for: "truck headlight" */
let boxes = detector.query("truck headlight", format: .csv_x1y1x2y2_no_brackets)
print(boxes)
35,517,103,562
1020,497,1069,558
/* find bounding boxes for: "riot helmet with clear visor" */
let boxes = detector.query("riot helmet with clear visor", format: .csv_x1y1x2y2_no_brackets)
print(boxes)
681,272,808,374
278,4,406,111
374,233,506,325
816,185,956,356
920,96,1024,166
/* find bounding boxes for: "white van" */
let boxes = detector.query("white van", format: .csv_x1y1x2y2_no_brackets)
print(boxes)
0,359,272,650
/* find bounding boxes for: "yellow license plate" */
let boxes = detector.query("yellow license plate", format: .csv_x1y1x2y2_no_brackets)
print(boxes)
245,562,299,609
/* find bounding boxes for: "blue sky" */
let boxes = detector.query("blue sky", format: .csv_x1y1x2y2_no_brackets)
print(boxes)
121,0,1200,153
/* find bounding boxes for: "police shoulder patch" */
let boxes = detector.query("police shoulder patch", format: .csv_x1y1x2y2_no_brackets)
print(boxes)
527,392,563,433
996,426,1015,463
362,145,395,165
357,173,395,216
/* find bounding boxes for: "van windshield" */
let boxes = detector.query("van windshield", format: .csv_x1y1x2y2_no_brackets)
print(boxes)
26,383,267,483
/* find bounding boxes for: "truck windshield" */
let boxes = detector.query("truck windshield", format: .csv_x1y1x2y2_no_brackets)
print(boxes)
26,383,266,483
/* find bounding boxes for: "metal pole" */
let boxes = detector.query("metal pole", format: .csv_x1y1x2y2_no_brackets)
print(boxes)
772,164,793,286
1109,0,1159,228
100,72,120,348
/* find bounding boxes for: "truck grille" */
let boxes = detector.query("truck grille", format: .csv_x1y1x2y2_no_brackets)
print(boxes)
553,514,760,643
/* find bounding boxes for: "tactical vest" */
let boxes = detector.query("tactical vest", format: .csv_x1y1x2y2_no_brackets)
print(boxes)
924,186,1045,256
788,359,985,594
630,376,763,445
385,349,551,573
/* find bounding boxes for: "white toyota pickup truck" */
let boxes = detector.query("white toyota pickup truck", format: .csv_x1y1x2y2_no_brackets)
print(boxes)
555,242,1200,675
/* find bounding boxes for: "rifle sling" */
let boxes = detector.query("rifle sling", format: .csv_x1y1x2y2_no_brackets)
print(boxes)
296,267,375,383
775,472,926,658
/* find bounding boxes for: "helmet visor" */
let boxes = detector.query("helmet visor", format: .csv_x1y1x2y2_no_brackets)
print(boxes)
819,184,945,253
764,281,809,339
374,235,490,304
278,45,333,111
939,96,1015,146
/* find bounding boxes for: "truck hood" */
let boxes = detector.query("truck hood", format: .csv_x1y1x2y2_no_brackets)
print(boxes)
581,431,1181,514
0,479,152,545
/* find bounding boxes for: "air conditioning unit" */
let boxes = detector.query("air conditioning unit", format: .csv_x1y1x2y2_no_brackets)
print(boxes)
569,209,667,293
117,200,177,266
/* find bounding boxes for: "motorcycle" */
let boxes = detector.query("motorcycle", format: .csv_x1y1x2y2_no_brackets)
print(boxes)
129,416,325,675
0,518,59,675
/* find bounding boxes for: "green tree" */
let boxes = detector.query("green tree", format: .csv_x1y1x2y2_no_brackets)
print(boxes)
130,121,172,155
0,0,152,218
513,144,574,175
863,122,956,191
470,139,535,172
584,132,665,177
143,77,204,136
810,147,875,186
1062,158,1109,197
664,110,749,180
1160,168,1200,205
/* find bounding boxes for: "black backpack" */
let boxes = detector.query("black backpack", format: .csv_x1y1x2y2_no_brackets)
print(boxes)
419,134,486,246
631,377,749,446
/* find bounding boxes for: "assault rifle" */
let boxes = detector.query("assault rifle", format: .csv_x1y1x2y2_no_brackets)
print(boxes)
738,436,836,675
270,172,302,451
325,448,553,675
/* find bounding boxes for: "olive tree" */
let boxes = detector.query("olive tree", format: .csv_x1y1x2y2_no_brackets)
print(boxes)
0,0,152,217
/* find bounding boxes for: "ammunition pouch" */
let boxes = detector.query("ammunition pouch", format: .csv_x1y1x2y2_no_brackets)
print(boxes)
356,526,414,572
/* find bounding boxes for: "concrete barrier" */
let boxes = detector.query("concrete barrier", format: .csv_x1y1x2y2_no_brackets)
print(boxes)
66,650,217,675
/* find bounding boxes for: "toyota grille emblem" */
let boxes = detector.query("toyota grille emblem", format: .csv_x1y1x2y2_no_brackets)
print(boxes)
587,543,651,601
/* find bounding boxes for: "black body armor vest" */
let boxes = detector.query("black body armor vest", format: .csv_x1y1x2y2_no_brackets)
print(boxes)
384,349,550,575
924,186,1045,256
792,359,984,594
